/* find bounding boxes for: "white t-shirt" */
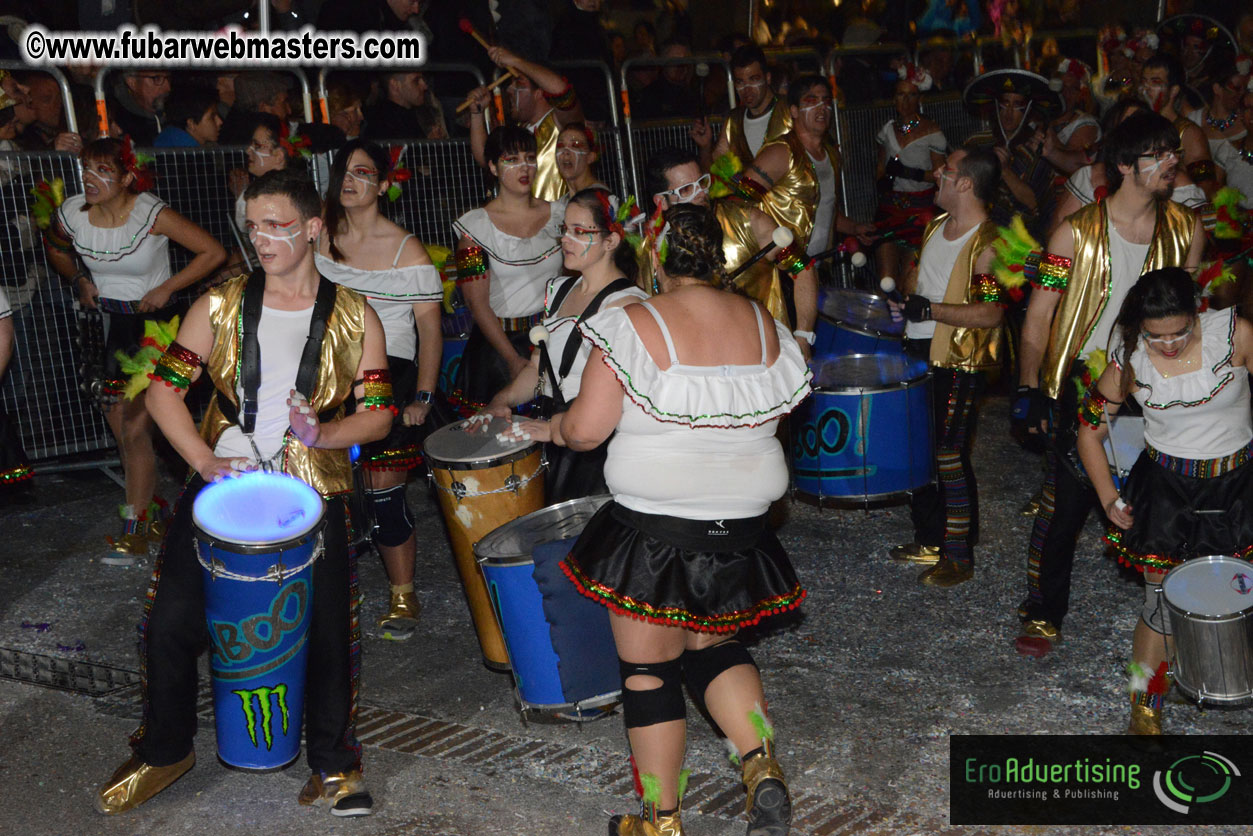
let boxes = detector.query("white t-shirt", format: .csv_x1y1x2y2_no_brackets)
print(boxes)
876,122,947,192
58,192,171,301
742,109,773,158
1214,141,1253,208
1064,164,1096,206
807,151,837,256
0,287,10,319
453,204,563,319
906,220,978,340
1081,219,1149,359
215,304,313,463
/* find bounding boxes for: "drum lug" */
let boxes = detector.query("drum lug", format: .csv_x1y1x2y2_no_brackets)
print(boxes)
210,557,227,579
504,474,522,494
451,480,467,500
267,559,290,584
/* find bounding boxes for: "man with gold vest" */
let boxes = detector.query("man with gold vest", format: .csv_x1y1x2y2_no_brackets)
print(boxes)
467,45,584,202
887,145,1007,587
1012,112,1204,655
643,146,819,359
691,44,791,172
744,75,875,293
95,170,393,816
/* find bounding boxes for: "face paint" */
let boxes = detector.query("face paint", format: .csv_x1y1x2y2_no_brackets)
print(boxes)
800,100,831,114
1139,83,1166,112
249,218,302,253
85,169,116,189
344,168,378,191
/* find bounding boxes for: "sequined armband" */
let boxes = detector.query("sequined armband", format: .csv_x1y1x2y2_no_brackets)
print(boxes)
455,246,487,285
1077,385,1108,429
732,173,769,203
362,369,398,415
543,78,577,111
972,272,1008,306
148,342,202,392
1186,159,1216,184
774,243,811,276
44,217,73,254
1033,253,1072,292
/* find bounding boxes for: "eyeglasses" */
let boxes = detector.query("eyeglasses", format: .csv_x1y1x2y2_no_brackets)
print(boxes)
1138,147,1182,163
559,224,604,238
1141,322,1194,347
658,173,711,203
497,156,537,168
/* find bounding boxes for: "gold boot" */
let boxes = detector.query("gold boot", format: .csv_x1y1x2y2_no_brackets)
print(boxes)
1128,704,1163,735
104,509,150,566
608,811,685,836
888,543,941,565
95,751,194,814
377,584,421,640
298,769,373,816
743,746,791,836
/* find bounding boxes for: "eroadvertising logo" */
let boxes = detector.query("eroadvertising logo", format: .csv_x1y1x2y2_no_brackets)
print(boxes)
951,736,1251,825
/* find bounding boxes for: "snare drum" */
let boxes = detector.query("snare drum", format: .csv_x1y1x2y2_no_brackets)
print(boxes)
792,353,933,503
425,416,546,670
192,472,326,770
475,496,620,718
1065,414,1146,491
813,288,905,361
1163,556,1253,707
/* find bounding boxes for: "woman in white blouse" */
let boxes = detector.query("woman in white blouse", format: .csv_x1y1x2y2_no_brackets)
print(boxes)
515,204,810,836
317,138,443,639
453,125,563,404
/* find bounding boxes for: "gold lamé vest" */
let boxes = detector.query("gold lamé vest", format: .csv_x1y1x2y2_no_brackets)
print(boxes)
1041,199,1195,399
919,213,1002,371
715,197,789,326
200,275,366,496
721,99,792,164
758,130,841,249
530,110,567,203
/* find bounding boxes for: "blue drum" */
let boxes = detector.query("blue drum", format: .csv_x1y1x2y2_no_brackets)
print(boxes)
475,496,620,719
192,472,326,771
814,288,905,361
440,306,473,395
792,353,934,503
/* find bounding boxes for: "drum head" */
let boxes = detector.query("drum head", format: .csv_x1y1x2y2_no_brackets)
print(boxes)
819,288,905,339
476,496,611,564
1163,556,1253,617
425,416,538,466
812,353,930,391
193,471,325,545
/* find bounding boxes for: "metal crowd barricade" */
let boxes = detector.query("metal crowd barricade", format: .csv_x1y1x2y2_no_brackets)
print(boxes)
317,62,486,133
763,47,826,77
620,55,734,199
0,61,80,135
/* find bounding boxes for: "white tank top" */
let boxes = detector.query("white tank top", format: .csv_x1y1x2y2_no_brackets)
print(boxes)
907,221,978,340
742,109,773,158
807,151,837,256
214,304,314,463
1081,220,1148,359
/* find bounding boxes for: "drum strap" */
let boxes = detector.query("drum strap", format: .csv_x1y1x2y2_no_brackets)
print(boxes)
549,277,637,380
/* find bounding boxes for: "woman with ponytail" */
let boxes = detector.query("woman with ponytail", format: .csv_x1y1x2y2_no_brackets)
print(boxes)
1076,266,1253,735
512,202,810,836
482,187,645,501
45,136,224,563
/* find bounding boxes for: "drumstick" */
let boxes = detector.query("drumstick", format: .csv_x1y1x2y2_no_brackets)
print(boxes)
456,69,519,114
529,326,567,410
459,17,493,52
726,227,793,282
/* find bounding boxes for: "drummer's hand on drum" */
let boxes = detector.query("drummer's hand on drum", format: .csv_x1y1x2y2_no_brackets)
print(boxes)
504,418,551,444
1104,495,1134,530
287,390,321,447
198,455,254,482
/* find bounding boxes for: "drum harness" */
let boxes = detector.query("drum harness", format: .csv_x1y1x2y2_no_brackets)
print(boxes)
541,277,637,413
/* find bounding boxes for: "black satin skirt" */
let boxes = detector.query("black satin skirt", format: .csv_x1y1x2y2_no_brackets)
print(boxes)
1105,447,1253,573
561,502,806,634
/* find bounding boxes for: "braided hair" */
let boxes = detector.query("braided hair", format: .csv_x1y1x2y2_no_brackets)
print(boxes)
660,203,728,287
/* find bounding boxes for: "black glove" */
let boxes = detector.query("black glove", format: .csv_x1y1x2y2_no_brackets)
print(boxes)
902,294,931,322
1010,385,1050,433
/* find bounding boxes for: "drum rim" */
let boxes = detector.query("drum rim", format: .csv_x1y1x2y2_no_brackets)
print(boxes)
193,516,327,554
818,288,904,339
424,419,541,469
517,689,622,713
475,495,612,563
1162,555,1253,620
810,353,931,394
191,473,327,545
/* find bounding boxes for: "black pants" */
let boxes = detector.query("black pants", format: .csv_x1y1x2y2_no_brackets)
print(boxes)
907,348,984,564
130,476,361,773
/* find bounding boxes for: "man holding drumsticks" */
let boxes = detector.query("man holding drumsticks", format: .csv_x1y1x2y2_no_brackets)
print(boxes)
95,169,392,816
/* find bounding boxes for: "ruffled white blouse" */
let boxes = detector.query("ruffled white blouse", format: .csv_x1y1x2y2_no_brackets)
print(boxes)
58,192,170,301
453,203,563,319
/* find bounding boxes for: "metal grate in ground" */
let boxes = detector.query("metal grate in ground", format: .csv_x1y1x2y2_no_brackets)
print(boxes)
0,647,141,696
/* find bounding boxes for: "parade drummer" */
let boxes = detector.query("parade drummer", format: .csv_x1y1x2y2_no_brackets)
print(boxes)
45,137,225,563
467,46,583,202
1138,53,1217,206
873,64,947,288
887,144,1006,588
95,169,392,816
481,187,646,502
962,69,1062,236
644,147,818,358
1012,112,1204,656
454,126,564,405
0,286,32,489
690,43,792,171
511,203,810,836
316,139,443,639
555,122,611,205
1076,267,1253,734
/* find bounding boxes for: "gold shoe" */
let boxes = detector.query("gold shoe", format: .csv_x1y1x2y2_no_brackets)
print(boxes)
918,559,974,587
1128,704,1163,735
95,751,194,814
743,749,791,836
1021,619,1061,641
377,589,421,639
297,769,373,817
1019,495,1041,517
888,543,942,564
609,811,685,836
103,523,150,566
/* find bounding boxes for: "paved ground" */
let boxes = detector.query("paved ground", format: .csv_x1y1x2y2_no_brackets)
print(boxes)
3,394,1252,836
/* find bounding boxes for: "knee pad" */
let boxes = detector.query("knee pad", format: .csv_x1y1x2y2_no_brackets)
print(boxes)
1141,579,1171,635
681,640,757,705
619,657,686,729
368,485,414,547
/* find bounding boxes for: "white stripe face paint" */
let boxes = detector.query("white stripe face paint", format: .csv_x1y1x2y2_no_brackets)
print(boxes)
84,170,115,189
344,169,377,189
249,219,303,253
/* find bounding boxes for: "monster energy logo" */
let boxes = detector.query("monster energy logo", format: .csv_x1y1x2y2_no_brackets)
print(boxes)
233,683,290,750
